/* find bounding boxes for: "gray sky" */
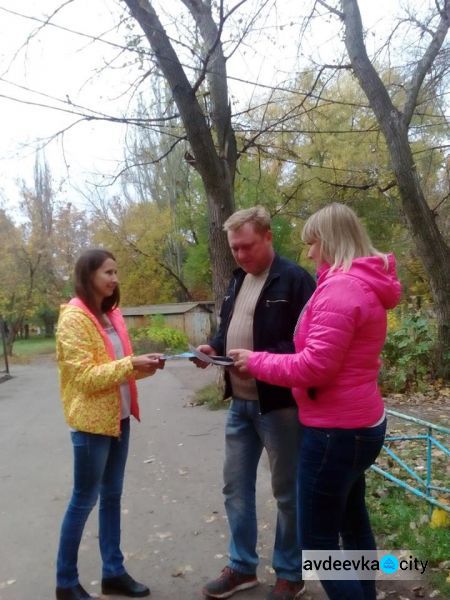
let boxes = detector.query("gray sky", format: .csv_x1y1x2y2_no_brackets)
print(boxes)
0,0,432,216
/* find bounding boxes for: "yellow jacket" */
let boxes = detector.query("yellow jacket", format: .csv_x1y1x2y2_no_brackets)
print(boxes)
56,300,140,437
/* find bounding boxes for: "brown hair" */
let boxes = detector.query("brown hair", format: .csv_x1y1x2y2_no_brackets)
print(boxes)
223,206,271,233
74,248,120,314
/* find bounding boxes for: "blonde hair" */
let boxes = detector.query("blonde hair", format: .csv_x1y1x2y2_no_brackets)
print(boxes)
223,206,271,233
302,203,387,271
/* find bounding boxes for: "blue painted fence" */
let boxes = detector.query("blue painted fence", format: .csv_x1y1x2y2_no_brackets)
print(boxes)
371,409,450,512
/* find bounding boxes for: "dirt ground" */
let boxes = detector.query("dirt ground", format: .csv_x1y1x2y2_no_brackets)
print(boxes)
0,356,446,600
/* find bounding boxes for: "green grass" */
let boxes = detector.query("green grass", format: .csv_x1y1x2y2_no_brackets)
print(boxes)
192,383,229,410
367,471,450,596
11,336,56,359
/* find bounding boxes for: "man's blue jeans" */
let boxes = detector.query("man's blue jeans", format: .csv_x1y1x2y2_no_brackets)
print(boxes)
223,399,301,581
299,419,386,599
56,418,130,588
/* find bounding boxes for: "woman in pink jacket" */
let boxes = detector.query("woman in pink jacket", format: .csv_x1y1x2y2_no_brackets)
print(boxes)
230,203,401,600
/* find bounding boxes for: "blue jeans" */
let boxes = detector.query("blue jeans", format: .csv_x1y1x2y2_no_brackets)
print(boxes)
223,399,301,581
299,419,386,600
56,418,130,588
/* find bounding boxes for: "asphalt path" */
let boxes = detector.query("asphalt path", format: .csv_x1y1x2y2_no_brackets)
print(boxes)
0,357,317,600
0,357,429,600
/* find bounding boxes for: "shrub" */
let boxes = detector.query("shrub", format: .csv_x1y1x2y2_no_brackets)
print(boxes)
380,309,436,393
130,315,189,354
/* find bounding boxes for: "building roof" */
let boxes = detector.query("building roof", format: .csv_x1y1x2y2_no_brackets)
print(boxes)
121,302,214,316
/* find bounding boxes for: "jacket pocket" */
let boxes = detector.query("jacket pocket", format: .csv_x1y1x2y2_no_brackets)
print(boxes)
265,298,289,307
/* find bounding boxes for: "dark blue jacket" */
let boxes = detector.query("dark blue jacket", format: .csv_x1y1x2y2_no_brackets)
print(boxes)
210,254,316,413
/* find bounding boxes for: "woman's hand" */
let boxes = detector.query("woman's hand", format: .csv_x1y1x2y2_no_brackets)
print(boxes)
228,349,254,375
132,353,165,375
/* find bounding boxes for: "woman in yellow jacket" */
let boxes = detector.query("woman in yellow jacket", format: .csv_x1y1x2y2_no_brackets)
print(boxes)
55,249,163,600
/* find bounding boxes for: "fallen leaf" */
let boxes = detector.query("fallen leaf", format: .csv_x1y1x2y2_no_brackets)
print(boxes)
430,508,450,528
205,515,217,523
156,531,172,540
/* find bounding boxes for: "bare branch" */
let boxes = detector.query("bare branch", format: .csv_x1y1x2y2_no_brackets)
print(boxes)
432,193,449,213
0,0,76,77
317,0,344,18
0,76,181,126
316,178,396,193
403,1,450,125
97,136,187,188
0,4,139,72
412,143,450,155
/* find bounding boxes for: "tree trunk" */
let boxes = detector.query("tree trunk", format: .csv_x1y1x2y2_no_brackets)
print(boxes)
340,0,450,379
122,0,236,305
205,184,236,303
385,122,450,376
6,318,22,356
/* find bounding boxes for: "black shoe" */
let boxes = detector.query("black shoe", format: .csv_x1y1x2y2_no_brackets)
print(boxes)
102,573,150,597
55,583,93,599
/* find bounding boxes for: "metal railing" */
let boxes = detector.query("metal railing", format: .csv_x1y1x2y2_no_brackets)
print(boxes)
371,409,450,512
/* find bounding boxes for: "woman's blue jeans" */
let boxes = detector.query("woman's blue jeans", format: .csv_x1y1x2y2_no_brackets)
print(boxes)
56,418,130,588
223,399,301,581
299,419,386,600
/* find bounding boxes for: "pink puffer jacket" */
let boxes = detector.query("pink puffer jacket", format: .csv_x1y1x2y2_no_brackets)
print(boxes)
247,254,401,428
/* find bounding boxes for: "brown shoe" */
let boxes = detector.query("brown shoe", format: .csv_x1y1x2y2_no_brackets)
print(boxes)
202,566,258,598
266,578,305,600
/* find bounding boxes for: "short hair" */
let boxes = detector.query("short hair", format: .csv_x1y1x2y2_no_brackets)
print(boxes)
301,203,386,271
74,248,120,314
223,206,271,234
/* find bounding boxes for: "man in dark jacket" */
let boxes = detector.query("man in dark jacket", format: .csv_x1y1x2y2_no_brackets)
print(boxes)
196,207,315,600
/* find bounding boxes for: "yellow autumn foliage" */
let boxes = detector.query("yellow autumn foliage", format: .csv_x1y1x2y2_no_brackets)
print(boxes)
387,311,401,332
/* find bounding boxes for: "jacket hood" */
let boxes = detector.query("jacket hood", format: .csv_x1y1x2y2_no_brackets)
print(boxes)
319,253,401,309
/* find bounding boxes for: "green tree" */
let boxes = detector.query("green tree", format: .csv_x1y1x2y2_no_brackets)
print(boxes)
0,208,41,354
91,198,185,304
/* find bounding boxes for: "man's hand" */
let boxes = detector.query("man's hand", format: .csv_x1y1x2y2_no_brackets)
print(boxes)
132,353,165,375
191,344,216,369
228,349,254,375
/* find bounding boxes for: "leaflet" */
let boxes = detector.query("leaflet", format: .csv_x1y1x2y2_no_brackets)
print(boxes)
161,345,234,366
